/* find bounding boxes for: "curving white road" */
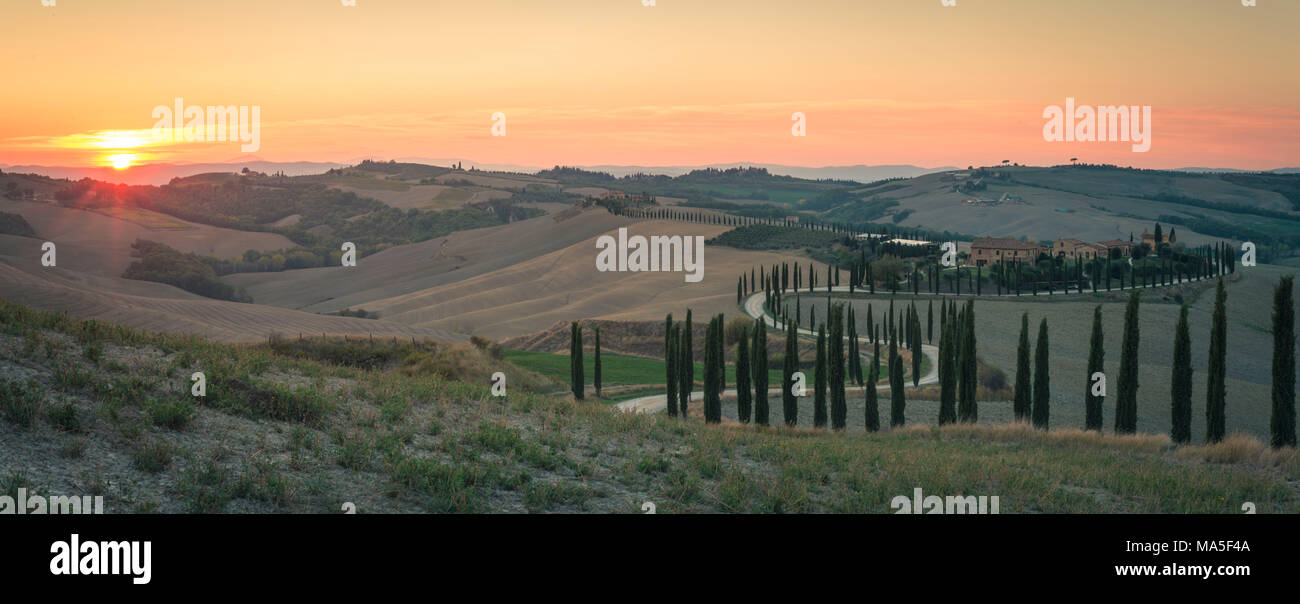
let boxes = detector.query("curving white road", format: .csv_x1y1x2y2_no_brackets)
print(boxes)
616,288,939,414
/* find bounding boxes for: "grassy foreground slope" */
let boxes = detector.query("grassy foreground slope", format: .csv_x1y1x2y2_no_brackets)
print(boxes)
1,300,1296,514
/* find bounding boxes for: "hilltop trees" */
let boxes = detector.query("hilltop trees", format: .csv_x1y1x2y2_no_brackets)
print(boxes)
1032,318,1050,429
752,319,770,426
1272,276,1296,448
1170,304,1193,444
737,327,752,423
1085,306,1105,431
570,322,584,400
1115,291,1141,434
1206,279,1228,443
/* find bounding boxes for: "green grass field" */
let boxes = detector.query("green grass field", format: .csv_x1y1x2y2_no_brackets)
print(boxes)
1,299,1295,514
503,349,785,393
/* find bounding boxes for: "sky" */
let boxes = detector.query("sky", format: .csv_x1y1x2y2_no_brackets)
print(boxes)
1,0,1297,171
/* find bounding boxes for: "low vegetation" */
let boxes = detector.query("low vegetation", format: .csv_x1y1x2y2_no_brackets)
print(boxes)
1,298,1295,513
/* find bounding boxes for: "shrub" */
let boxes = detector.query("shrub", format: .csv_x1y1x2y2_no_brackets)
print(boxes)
148,398,196,430
47,401,83,433
0,378,42,429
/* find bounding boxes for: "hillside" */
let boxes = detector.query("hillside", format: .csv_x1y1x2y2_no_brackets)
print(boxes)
2,300,1296,514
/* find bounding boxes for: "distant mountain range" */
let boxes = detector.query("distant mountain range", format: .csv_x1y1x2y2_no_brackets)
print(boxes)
1,159,956,186
4,159,1297,186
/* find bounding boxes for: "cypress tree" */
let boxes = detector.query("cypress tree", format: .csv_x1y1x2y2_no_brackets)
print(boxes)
938,317,957,425
866,303,874,343
1206,279,1227,443
594,325,603,398
572,322,584,400
927,300,934,344
1115,291,1141,434
1170,304,1192,443
830,304,847,430
666,319,678,417
1272,276,1296,448
737,327,752,423
849,306,863,385
680,311,693,417
865,338,881,432
890,322,906,427
703,315,721,423
958,299,978,423
1013,313,1031,421
910,308,922,388
1032,318,1050,429
814,323,828,428
1085,305,1105,431
753,319,770,426
782,318,798,426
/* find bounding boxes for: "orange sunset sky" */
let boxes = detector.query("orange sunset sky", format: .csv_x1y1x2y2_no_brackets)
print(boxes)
1,0,1297,171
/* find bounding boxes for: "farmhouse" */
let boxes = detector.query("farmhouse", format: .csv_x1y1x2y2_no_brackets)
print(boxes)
1141,227,1175,248
1096,240,1136,258
1053,239,1108,259
970,237,1046,267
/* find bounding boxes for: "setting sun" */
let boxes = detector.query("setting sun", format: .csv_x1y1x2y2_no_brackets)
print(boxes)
108,153,135,169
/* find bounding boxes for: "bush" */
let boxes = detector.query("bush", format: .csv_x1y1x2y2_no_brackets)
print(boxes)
133,440,174,473
47,401,83,432
0,378,42,429
148,398,196,430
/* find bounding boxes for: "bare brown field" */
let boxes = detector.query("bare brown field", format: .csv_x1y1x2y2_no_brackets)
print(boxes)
222,207,638,315
434,172,558,189
359,219,815,339
0,200,294,275
0,255,465,343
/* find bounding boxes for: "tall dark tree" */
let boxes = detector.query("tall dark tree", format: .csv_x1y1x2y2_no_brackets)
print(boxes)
1032,318,1050,429
1271,276,1296,448
927,300,934,344
737,327,752,423
1085,306,1105,431
679,311,694,417
1115,291,1142,434
594,325,603,398
865,338,881,432
910,308,922,388
829,304,847,430
1206,279,1228,443
666,320,679,417
752,319,770,426
938,317,957,425
782,318,799,426
703,315,722,423
1013,313,1031,421
814,323,828,428
889,322,906,427
571,322,584,400
958,300,978,423
1170,304,1192,444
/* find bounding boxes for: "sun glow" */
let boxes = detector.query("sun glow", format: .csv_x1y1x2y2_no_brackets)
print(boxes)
108,153,136,170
